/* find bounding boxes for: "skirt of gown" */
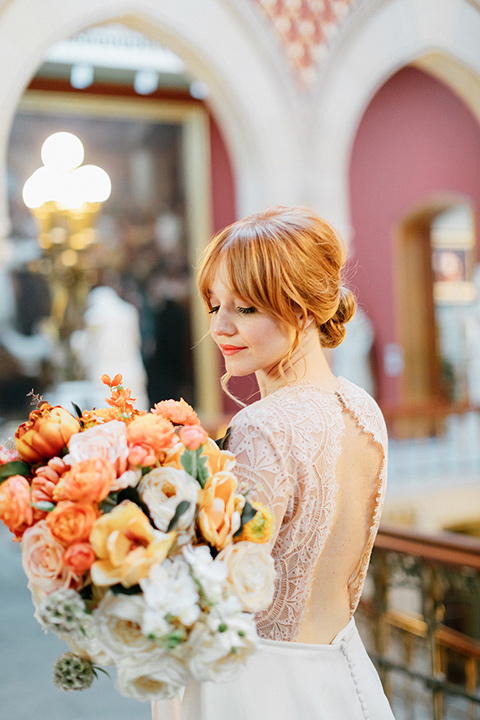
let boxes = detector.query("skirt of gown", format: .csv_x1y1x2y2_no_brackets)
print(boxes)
151,618,395,720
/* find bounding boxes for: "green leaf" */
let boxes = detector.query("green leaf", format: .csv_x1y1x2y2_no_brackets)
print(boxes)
30,500,55,513
233,500,257,538
98,491,119,514
196,453,210,489
0,460,31,483
71,402,83,419
110,583,142,596
180,450,193,476
167,500,191,532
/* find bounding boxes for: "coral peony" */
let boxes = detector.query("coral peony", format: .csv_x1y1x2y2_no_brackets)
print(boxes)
0,475,33,539
126,414,175,465
152,399,200,426
15,403,80,464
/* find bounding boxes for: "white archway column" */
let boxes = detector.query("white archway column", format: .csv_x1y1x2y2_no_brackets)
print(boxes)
310,0,480,243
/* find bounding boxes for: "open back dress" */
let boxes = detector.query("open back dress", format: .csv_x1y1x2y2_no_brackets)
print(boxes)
153,377,395,719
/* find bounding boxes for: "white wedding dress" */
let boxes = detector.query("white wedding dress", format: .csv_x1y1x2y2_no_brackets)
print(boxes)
152,378,395,719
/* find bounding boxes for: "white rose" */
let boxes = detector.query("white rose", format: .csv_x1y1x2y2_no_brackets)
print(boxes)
218,542,276,612
139,467,199,543
112,468,142,492
92,591,157,663
116,650,188,701
182,544,228,604
66,419,128,476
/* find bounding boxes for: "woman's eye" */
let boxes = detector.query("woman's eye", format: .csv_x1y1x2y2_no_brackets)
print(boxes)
208,306,220,314
237,306,256,315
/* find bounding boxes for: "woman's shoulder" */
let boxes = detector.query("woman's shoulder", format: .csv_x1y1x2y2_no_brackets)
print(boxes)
337,377,388,447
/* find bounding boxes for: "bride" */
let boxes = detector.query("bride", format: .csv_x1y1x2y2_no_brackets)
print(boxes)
153,206,395,719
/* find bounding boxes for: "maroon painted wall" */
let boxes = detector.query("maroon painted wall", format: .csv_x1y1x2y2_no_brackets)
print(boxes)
349,66,480,406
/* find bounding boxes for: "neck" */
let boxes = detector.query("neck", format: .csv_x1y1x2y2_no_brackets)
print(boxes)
256,326,339,398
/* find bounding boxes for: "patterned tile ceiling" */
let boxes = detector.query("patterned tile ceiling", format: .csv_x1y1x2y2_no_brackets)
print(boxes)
252,0,356,87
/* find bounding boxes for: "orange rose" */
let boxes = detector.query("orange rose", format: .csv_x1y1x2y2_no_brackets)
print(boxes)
15,403,80,464
63,542,96,575
127,414,175,465
178,425,208,452
46,501,97,546
53,457,115,504
0,475,33,539
152,399,200,426
198,471,244,550
90,500,175,587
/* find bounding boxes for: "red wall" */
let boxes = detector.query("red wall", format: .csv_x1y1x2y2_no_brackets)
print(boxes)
349,66,480,405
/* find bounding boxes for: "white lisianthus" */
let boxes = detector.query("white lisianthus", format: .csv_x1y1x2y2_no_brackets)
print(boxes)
116,650,188,701
139,467,199,543
92,591,157,663
182,544,228,604
187,604,258,683
140,557,200,642
217,541,276,612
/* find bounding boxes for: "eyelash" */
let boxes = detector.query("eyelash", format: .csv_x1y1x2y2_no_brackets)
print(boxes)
208,306,256,315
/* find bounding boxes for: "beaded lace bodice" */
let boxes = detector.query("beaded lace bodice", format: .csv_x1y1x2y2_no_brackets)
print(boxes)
227,377,388,642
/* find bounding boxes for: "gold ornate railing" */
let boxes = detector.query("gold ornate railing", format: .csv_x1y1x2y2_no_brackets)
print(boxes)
359,524,480,719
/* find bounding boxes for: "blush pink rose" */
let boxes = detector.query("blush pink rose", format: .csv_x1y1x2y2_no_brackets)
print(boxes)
66,420,128,476
178,425,208,452
22,520,73,592
63,542,96,575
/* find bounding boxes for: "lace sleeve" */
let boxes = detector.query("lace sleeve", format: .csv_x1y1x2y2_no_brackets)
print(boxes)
227,408,295,550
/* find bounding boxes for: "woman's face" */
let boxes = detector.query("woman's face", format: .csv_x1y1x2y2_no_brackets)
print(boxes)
208,260,293,381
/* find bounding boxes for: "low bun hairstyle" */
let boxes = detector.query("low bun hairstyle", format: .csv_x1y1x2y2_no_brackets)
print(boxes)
197,205,355,374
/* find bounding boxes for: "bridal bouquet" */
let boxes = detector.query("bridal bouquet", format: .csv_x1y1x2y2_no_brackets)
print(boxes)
0,374,275,701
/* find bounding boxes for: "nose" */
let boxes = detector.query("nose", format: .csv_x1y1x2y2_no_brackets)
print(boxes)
210,308,236,337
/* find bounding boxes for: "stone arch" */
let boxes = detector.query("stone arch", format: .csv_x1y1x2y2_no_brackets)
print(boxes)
0,0,303,242
310,0,480,242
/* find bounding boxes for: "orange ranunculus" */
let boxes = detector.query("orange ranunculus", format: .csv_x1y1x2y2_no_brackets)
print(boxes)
178,425,208,452
152,399,200,426
126,414,175,465
200,438,236,476
62,542,96,575
198,471,244,551
15,403,80,464
53,457,115,504
0,475,33,539
89,500,175,587
46,501,97,546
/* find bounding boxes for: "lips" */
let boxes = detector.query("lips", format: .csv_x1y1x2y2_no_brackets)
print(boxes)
219,344,247,356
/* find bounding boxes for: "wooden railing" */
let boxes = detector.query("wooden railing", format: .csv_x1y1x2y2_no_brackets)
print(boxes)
359,524,480,719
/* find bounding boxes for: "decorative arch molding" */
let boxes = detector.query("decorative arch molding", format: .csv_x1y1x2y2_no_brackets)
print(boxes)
0,0,303,244
310,0,480,243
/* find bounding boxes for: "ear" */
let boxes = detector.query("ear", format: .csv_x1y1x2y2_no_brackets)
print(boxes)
304,313,315,329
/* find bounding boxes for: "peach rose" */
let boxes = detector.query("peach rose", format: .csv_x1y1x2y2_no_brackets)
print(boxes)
152,399,200,426
198,471,244,550
53,457,115,504
15,403,80,464
66,420,128,476
63,542,96,575
127,414,175,466
90,500,175,588
46,501,97,546
0,475,33,539
22,520,73,592
178,425,208,452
